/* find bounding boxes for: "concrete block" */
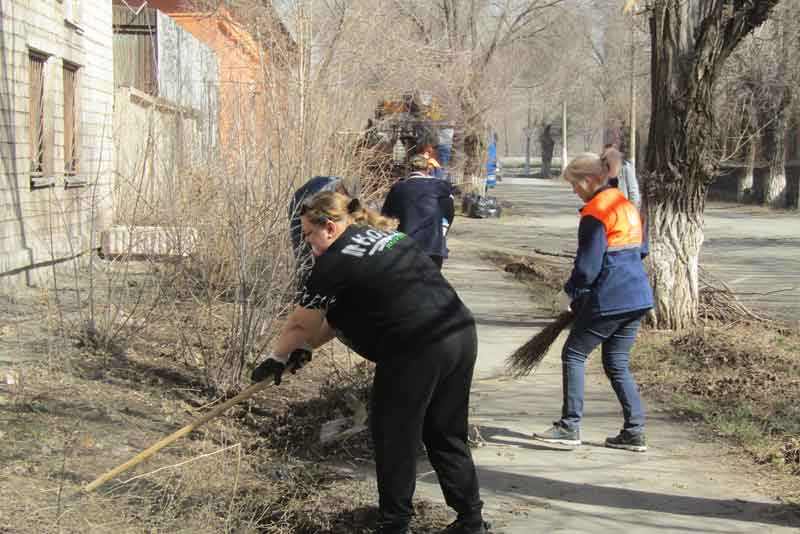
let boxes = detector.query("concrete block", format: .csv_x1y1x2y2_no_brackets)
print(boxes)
101,225,197,258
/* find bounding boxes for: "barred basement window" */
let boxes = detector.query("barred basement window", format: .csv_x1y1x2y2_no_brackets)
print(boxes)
29,51,53,189
63,62,85,187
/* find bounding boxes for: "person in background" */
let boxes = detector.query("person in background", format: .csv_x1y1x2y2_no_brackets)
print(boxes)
486,133,498,190
289,176,361,258
437,126,455,183
251,191,488,534
382,155,455,270
422,146,443,178
604,143,641,211
532,148,652,453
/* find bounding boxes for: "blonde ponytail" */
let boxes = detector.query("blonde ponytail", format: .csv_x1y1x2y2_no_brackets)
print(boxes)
600,147,623,180
563,149,621,185
348,198,397,231
302,192,397,231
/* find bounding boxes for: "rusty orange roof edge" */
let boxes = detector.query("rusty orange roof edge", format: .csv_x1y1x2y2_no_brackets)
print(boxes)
167,6,263,63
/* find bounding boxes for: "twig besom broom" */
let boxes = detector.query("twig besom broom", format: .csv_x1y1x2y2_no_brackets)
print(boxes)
506,310,575,377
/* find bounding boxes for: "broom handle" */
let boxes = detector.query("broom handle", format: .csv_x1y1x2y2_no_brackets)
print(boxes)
84,380,272,493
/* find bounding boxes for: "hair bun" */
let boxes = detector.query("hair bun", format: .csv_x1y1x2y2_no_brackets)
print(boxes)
347,198,361,214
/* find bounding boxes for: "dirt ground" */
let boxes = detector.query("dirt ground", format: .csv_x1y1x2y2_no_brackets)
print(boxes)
0,260,459,533
3,183,800,532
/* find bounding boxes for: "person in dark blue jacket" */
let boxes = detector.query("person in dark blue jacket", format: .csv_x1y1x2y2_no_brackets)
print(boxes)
382,155,455,270
532,148,653,453
289,176,361,257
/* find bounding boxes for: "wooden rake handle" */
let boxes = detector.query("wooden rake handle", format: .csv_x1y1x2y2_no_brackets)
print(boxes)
84,379,272,493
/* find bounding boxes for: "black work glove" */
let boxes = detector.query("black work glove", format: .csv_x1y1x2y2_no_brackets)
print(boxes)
251,356,286,385
286,347,312,374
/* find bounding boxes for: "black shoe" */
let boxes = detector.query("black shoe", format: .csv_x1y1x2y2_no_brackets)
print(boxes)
605,430,647,452
376,517,411,534
440,518,489,533
376,525,410,534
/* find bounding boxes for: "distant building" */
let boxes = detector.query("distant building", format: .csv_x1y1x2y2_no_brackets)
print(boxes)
119,0,291,155
111,2,220,226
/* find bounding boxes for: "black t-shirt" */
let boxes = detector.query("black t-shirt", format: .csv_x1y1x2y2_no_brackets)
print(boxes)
299,225,473,362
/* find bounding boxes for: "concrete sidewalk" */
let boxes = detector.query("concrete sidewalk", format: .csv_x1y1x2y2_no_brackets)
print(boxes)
412,180,800,533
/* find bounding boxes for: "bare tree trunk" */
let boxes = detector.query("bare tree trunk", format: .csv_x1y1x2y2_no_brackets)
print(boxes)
524,97,532,176
540,124,554,178
645,182,705,330
459,91,486,180
737,140,755,202
524,133,532,176
561,101,568,171
762,111,788,208
643,0,778,329
463,131,482,178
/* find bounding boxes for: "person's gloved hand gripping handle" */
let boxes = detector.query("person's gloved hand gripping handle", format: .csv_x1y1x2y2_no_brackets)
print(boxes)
251,306,324,384
251,345,313,384
251,355,288,384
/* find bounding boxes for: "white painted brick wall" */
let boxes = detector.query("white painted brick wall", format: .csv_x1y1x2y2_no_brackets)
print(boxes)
0,0,114,287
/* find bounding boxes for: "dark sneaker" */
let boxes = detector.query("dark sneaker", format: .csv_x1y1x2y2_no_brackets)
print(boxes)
440,518,489,533
532,422,581,446
376,517,411,534
376,524,410,534
605,430,647,452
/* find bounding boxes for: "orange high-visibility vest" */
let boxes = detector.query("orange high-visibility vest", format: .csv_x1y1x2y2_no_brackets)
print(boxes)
581,188,642,251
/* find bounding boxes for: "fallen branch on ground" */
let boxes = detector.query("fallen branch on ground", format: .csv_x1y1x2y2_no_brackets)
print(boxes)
532,248,574,259
699,267,771,324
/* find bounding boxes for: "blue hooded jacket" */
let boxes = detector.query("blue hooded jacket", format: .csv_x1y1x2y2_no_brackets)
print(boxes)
565,186,653,316
382,177,454,258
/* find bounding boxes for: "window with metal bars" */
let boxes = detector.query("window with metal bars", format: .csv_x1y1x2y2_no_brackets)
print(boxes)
29,52,48,183
63,63,79,176
113,5,158,96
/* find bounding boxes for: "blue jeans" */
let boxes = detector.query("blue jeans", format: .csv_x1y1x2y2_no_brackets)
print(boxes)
559,310,646,434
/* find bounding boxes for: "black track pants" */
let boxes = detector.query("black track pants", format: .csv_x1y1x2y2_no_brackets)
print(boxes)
371,322,483,528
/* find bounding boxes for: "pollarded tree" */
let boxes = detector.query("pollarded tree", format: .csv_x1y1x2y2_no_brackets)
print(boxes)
746,3,800,208
714,1,800,208
634,0,780,329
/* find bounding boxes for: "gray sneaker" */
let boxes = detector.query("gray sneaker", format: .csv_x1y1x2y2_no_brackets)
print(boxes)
605,430,647,452
532,422,581,446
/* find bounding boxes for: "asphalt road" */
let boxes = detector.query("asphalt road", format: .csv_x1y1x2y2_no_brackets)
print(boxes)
410,177,800,532
479,177,800,323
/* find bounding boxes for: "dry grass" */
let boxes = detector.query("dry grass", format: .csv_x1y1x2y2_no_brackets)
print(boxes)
0,282,459,533
481,249,571,314
632,323,800,503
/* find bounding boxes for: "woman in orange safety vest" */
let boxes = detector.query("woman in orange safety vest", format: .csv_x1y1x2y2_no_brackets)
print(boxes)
532,148,653,453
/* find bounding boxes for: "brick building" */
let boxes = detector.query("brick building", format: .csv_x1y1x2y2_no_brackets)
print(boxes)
0,0,114,286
